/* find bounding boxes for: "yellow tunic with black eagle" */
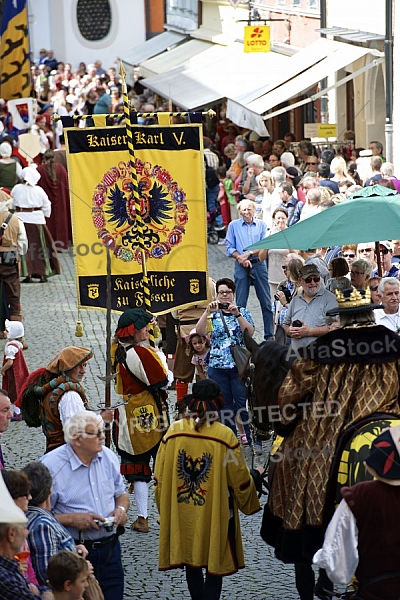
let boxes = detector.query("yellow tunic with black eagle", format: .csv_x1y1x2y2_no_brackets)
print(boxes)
155,418,261,576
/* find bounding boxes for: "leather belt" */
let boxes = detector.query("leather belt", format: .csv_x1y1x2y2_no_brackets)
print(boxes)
15,207,42,212
249,258,260,264
75,534,115,550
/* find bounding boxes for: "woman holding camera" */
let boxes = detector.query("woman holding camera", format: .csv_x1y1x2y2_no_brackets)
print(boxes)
274,255,304,326
196,277,254,446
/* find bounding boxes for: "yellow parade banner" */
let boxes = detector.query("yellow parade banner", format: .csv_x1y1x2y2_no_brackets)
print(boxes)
64,123,208,314
0,0,30,100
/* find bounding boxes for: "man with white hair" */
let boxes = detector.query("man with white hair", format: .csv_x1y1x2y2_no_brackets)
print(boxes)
375,277,400,333
299,188,321,221
41,411,129,600
242,154,265,200
380,162,400,193
226,199,273,339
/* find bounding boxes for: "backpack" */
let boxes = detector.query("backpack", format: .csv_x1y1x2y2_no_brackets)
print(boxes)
17,368,48,427
205,160,219,189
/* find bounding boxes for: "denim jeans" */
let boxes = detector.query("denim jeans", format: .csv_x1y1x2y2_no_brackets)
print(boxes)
87,539,124,600
206,184,224,228
208,365,252,443
234,259,274,340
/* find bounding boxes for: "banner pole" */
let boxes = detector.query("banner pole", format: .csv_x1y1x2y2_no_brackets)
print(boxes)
119,61,154,346
104,246,112,447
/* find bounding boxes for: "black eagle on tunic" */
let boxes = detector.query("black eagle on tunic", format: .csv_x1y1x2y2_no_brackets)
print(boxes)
176,449,212,506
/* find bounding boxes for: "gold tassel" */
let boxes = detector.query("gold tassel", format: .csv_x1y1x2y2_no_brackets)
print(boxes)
153,322,161,339
206,315,213,334
75,320,83,337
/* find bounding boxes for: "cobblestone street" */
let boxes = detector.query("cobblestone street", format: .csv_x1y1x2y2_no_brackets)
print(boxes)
2,243,305,599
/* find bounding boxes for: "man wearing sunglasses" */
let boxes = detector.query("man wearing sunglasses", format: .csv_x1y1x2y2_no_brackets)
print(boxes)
371,241,399,279
283,264,338,350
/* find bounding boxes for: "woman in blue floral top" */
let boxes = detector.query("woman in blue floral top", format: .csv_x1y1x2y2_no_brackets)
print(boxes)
196,278,255,446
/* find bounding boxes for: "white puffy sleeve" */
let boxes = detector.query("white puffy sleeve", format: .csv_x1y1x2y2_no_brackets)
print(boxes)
313,499,359,584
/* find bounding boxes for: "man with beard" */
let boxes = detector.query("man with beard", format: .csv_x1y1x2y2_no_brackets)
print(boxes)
283,264,338,350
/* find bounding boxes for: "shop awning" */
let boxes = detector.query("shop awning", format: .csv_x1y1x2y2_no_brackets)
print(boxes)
142,42,289,134
139,39,213,78
120,31,187,69
227,39,382,135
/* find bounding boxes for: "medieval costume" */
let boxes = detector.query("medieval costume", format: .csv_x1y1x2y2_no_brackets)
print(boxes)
314,425,400,600
113,308,170,533
18,346,92,452
155,379,261,600
11,163,60,282
37,150,72,250
0,191,27,329
262,288,400,595
1,320,29,405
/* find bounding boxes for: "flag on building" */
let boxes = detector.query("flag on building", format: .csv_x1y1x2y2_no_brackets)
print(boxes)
64,122,208,314
7,97,33,129
0,0,30,100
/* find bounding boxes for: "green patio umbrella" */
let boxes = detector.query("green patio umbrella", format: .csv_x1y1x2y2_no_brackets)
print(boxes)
247,185,400,252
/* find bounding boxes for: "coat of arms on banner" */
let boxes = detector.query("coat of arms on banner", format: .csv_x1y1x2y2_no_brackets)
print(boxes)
92,159,189,263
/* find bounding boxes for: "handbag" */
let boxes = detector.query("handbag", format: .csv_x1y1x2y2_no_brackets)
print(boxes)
83,574,105,600
219,311,250,372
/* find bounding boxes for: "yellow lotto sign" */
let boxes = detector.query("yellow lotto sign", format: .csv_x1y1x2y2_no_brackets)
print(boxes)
244,26,270,53
64,123,208,314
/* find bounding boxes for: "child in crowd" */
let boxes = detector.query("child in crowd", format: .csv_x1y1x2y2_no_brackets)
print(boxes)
216,166,231,229
185,329,210,381
326,257,351,292
1,319,29,419
47,550,89,600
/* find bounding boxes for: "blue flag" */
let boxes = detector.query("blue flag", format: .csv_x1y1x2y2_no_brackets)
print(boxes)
0,0,30,100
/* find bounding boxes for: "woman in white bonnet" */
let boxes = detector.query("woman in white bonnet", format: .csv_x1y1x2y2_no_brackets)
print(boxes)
0,141,22,190
11,163,60,283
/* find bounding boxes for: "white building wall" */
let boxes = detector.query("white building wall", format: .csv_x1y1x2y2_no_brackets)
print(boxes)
28,0,145,71
326,0,385,35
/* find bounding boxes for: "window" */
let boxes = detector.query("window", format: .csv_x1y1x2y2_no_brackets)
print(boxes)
76,0,111,41
292,0,301,6
277,0,286,5
166,0,198,32
308,0,319,8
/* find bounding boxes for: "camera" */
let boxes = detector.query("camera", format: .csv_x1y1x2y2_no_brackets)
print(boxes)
218,302,229,310
95,516,115,532
292,320,303,328
275,286,292,303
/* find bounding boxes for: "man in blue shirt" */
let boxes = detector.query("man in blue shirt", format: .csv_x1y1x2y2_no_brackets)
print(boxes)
225,200,273,340
41,411,129,600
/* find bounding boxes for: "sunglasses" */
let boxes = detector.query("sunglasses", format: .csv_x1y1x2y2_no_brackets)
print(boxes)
370,285,379,291
282,265,287,271
306,162,318,166
359,248,373,253
380,247,390,255
343,253,355,258
304,276,320,283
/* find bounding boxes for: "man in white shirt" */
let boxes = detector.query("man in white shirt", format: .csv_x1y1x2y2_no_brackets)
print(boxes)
374,277,400,333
